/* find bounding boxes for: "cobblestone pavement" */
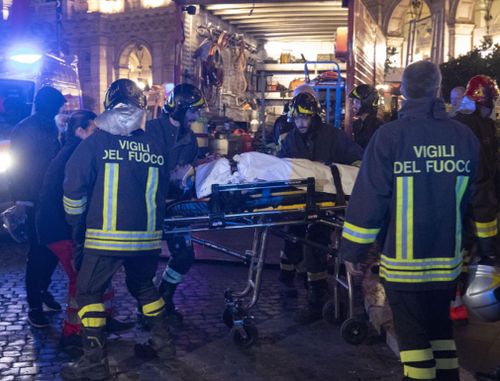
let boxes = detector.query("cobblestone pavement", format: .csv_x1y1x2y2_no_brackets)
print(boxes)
0,233,495,381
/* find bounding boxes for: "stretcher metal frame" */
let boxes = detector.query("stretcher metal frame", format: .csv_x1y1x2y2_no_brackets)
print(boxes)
163,178,366,347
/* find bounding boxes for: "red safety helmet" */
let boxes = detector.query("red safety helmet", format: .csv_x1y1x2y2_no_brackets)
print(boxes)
464,75,499,106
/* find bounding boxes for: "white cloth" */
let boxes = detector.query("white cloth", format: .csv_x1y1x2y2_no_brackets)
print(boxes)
332,163,359,195
194,152,359,198
234,152,359,195
195,158,232,198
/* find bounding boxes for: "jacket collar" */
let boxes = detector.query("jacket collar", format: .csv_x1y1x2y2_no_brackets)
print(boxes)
399,97,449,120
95,104,146,136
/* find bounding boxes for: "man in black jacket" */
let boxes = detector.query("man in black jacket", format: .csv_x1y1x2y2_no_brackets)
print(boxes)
36,110,134,350
278,92,363,323
9,86,66,327
146,83,205,326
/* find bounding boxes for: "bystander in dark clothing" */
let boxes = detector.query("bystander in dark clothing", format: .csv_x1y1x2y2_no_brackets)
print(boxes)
9,86,66,328
352,112,384,149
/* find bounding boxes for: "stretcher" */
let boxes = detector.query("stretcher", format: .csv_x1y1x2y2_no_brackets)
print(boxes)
163,177,369,347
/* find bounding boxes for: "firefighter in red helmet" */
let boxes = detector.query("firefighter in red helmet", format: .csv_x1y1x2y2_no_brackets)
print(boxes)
454,75,499,265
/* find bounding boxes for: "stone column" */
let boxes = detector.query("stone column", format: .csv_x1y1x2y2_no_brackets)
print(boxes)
449,23,475,58
90,36,110,113
431,2,446,64
473,2,488,47
151,40,164,85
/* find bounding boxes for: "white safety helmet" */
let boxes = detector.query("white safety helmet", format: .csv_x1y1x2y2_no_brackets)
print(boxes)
293,84,317,99
463,264,500,322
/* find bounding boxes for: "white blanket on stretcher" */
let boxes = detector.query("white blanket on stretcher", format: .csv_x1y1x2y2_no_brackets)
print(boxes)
195,158,233,199
194,152,359,198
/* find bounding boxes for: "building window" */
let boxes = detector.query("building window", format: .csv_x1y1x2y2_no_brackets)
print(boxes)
88,0,124,13
142,0,171,8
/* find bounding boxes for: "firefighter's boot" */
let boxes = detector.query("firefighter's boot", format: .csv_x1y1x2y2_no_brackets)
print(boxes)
134,312,176,360
60,328,110,381
159,280,184,326
294,279,329,324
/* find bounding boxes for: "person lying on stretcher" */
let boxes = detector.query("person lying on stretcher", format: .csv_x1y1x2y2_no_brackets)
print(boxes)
278,92,364,324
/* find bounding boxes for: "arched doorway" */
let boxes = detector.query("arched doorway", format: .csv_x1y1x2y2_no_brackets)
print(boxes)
385,0,432,68
117,43,153,90
452,0,500,53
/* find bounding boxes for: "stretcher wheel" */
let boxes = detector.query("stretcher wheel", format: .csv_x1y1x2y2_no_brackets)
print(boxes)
322,300,344,325
233,324,258,348
340,318,368,345
222,307,234,328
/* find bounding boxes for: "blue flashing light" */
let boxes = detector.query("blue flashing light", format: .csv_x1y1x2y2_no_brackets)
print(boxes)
7,44,43,64
10,54,43,64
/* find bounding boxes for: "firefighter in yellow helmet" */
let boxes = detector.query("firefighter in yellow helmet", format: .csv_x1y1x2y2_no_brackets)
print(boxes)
279,92,363,323
61,79,174,380
146,83,206,327
348,84,383,149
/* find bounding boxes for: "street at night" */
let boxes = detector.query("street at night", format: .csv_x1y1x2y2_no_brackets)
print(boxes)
1,0,500,380
0,232,498,380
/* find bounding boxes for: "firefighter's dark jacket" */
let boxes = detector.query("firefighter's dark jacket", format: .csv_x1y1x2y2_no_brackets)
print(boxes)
9,113,60,203
146,115,198,171
453,111,498,247
341,97,481,291
278,122,363,165
352,112,384,149
63,114,167,256
36,141,79,246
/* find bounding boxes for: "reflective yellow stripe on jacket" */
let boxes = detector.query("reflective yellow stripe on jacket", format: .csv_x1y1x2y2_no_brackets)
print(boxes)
342,222,380,244
455,176,469,256
396,176,414,260
63,195,87,215
87,163,162,252
103,163,119,231
85,229,162,252
380,175,463,284
145,167,159,231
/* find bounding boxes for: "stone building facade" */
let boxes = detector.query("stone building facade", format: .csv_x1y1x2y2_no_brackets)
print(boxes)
59,0,181,111
365,0,500,69
11,0,500,110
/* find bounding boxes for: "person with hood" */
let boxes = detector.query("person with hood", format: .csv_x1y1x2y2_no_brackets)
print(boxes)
278,92,363,324
341,61,481,381
9,86,66,328
348,84,384,149
61,79,174,380
454,75,499,265
35,110,134,351
146,83,206,326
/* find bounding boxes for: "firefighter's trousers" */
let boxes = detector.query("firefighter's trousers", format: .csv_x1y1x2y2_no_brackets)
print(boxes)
385,288,459,381
76,253,165,330
280,224,331,282
162,232,195,286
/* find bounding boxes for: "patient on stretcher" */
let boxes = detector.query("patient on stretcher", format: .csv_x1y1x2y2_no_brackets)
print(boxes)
192,151,359,199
